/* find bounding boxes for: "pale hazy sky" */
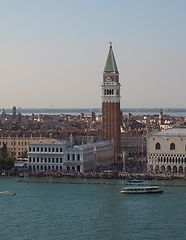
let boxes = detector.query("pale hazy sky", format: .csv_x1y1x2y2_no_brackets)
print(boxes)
0,0,186,109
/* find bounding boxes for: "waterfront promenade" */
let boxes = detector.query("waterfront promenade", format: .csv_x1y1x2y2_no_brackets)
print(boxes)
7,169,186,182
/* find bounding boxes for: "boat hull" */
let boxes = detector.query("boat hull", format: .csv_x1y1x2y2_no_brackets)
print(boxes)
0,191,16,195
121,190,163,194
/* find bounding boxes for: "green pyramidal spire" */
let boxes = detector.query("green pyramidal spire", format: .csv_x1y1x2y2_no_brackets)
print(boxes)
104,42,119,73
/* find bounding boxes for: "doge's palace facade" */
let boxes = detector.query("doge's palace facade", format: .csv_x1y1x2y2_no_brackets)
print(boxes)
147,128,186,174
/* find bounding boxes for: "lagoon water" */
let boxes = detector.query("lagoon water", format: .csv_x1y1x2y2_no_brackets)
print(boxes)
0,177,186,240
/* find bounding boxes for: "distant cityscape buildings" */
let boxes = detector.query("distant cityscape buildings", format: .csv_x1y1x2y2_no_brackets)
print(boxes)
0,43,186,175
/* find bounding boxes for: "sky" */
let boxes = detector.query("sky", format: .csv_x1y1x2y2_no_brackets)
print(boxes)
0,0,186,109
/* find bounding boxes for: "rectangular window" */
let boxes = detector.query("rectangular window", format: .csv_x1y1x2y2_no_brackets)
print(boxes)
29,147,31,152
56,158,58,163
48,158,51,163
52,158,54,163
52,148,55,152
48,148,51,152
37,147,39,152
37,158,39,163
45,147,47,152
41,147,43,152
60,148,62,152
33,157,35,162
56,148,58,152
18,142,20,145
33,147,35,152
60,158,62,163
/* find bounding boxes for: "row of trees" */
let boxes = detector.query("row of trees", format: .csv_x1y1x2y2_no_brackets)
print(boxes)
0,143,15,170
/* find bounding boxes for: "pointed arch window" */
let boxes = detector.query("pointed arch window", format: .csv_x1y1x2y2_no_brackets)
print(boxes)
155,142,161,150
170,143,175,150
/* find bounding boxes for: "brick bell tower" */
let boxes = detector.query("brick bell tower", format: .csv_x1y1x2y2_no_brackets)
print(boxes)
102,42,121,162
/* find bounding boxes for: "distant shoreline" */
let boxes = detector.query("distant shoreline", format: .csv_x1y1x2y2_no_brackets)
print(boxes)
2,107,186,117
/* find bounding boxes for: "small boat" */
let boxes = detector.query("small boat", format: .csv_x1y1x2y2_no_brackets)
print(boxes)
121,186,163,194
127,179,143,184
0,191,16,195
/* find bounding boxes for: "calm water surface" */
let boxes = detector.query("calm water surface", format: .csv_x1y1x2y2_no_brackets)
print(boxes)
0,177,186,240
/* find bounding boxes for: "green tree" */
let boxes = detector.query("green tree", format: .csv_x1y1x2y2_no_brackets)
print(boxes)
0,143,8,159
0,143,15,170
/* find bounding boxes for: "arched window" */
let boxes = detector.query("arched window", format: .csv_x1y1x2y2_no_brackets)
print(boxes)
155,142,161,150
170,143,175,150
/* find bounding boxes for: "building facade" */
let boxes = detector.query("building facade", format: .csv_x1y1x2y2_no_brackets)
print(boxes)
147,128,186,174
0,133,47,159
101,43,121,162
28,139,114,172
121,133,147,157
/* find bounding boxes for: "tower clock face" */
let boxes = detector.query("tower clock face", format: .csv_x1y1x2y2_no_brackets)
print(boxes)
106,77,112,82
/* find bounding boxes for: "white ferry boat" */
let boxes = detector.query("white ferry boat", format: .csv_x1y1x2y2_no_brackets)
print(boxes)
121,186,163,194
0,191,16,195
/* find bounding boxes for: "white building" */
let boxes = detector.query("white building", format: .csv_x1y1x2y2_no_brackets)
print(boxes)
147,128,186,174
27,139,114,172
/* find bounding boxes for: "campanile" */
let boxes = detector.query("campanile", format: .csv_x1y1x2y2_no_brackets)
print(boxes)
102,42,121,162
